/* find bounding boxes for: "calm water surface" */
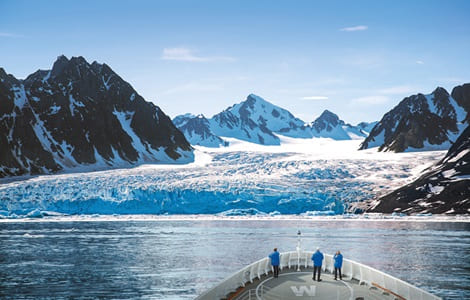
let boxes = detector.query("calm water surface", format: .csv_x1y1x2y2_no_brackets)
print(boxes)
0,218,468,299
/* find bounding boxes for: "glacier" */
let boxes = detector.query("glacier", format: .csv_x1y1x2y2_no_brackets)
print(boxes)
0,137,443,218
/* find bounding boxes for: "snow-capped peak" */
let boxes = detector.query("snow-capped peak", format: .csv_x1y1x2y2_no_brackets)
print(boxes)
360,84,470,152
209,94,307,145
0,56,194,178
221,94,304,131
306,110,367,140
312,110,343,130
173,113,227,147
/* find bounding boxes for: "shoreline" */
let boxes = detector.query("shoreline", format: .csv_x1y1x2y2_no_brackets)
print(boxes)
1,213,469,223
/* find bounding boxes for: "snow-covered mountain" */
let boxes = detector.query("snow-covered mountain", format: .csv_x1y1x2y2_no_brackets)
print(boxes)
209,94,305,145
367,125,470,214
360,85,470,152
0,55,193,178
280,110,369,140
173,113,227,147
357,121,378,134
174,94,371,146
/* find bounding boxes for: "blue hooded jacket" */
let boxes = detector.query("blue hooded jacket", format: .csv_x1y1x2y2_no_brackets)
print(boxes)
311,250,323,267
334,253,343,268
269,251,280,266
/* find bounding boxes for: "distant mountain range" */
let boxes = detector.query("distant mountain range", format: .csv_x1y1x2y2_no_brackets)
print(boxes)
0,56,193,178
367,125,470,214
174,84,469,151
279,110,375,140
360,85,469,152
173,94,373,147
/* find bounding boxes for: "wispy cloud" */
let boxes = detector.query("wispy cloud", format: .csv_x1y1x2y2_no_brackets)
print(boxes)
352,95,390,105
161,47,235,62
416,60,424,65
340,25,368,32
0,32,24,38
300,96,328,100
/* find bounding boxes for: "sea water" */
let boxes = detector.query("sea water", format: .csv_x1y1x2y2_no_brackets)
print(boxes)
0,217,468,299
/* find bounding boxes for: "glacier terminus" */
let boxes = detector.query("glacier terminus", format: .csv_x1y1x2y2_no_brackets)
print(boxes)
0,137,442,217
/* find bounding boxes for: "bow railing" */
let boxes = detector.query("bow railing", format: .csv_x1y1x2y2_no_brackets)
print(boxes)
196,251,440,300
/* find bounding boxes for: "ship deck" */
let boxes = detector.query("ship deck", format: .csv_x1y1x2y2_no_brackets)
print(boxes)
196,250,439,300
228,267,399,300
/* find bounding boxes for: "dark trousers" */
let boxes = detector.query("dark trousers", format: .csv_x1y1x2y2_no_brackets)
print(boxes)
273,265,279,277
313,266,321,280
334,267,342,279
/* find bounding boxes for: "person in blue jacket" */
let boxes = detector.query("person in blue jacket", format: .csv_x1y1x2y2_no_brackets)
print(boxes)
269,248,280,278
311,247,324,281
334,250,343,280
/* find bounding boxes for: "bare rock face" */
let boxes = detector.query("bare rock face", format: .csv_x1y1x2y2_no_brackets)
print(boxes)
0,56,193,178
360,85,469,152
451,83,470,122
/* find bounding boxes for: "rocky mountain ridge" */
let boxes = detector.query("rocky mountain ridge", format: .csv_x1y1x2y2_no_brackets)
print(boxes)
174,94,370,147
279,110,370,140
360,85,469,152
0,55,193,178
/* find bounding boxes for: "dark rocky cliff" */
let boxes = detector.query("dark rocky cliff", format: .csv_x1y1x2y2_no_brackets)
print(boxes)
367,125,470,214
0,56,193,177
360,85,469,152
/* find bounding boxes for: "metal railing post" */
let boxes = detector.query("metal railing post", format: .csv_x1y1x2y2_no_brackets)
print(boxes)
296,230,301,271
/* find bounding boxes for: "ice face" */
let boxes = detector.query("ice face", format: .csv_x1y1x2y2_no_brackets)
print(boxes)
0,139,443,217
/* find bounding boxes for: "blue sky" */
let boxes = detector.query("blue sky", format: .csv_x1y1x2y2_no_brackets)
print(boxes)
1,0,470,123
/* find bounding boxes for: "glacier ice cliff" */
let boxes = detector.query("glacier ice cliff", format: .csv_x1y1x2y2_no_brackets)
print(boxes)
0,140,442,217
